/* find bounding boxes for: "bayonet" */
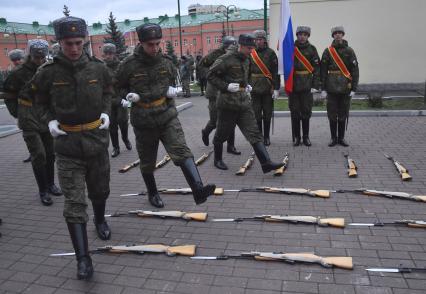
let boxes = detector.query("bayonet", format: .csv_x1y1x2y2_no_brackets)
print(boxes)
366,267,426,273
349,220,426,228
337,189,426,202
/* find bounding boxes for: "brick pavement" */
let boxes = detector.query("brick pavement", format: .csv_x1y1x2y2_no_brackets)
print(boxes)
0,97,425,294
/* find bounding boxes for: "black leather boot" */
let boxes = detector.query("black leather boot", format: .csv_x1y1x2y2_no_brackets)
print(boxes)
226,129,241,155
328,120,338,147
302,119,311,146
180,158,216,205
120,122,132,150
338,120,349,147
252,142,284,173
201,124,214,146
292,118,301,146
46,155,62,196
214,143,228,170
110,129,120,157
142,173,164,208
67,222,93,280
92,202,111,240
32,165,52,206
263,119,271,146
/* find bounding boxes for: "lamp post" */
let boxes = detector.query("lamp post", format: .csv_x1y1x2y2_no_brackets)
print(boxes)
177,0,183,57
215,5,240,36
3,26,18,48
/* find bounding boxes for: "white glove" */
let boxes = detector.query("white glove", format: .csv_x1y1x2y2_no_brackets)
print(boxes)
48,120,67,138
99,113,110,130
227,83,240,93
272,90,280,100
349,91,355,98
320,91,327,99
121,99,130,108
126,92,140,103
167,86,178,98
311,88,319,94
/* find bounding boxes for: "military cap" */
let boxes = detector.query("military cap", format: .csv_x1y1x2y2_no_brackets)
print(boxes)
53,16,87,40
222,36,237,48
27,39,49,58
253,30,267,39
102,43,116,54
331,26,345,37
136,23,162,42
8,49,25,61
296,26,311,36
238,33,256,47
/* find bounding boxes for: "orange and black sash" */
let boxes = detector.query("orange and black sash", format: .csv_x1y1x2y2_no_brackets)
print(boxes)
294,47,314,73
328,46,352,80
250,49,273,81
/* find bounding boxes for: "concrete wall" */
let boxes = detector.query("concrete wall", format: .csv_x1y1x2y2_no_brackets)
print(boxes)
270,0,426,85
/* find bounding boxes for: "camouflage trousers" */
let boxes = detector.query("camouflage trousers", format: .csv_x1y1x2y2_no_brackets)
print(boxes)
22,130,54,169
251,93,273,122
182,78,191,96
213,107,263,145
288,90,313,120
57,150,110,223
133,116,193,173
326,93,351,121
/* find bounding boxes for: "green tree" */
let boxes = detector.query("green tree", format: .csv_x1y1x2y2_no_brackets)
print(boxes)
104,12,127,54
166,40,178,65
63,5,70,16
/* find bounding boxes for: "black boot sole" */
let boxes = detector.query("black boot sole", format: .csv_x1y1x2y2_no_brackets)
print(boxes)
149,195,165,208
77,257,94,280
261,162,285,174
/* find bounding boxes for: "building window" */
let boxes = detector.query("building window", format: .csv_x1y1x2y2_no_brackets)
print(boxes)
206,37,211,44
174,40,178,47
183,39,187,46
193,38,196,46
214,36,219,44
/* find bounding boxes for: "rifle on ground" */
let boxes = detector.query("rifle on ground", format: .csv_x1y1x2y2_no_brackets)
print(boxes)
195,150,213,166
50,244,196,257
384,153,411,181
191,251,352,270
349,220,426,228
337,189,426,202
106,210,208,221
156,154,171,169
274,152,289,176
366,266,426,273
118,159,140,173
344,153,357,177
245,187,332,198
235,152,255,175
120,187,224,197
212,215,345,228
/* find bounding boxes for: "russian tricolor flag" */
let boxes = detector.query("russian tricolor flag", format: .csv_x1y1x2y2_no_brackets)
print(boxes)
278,0,294,94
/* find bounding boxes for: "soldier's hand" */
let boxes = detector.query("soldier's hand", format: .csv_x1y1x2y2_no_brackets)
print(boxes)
126,93,140,103
245,85,253,93
227,83,240,93
167,86,178,98
99,113,110,130
272,90,280,100
310,88,319,94
48,120,67,138
349,91,355,98
320,91,327,99
121,99,130,108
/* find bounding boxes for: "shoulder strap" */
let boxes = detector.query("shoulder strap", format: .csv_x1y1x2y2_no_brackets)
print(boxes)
328,46,352,80
294,47,314,73
250,49,273,80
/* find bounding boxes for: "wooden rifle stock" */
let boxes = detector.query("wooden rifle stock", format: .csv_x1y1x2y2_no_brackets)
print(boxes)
195,151,212,166
156,154,171,169
274,152,289,176
118,159,140,173
344,154,357,178
236,152,255,175
183,212,208,221
384,153,412,181
318,218,345,228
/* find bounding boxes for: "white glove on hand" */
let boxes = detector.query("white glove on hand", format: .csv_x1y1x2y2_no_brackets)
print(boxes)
227,83,240,93
126,93,140,103
349,91,355,98
320,91,327,99
272,90,280,100
245,85,253,93
121,99,130,108
167,86,178,98
311,88,319,94
48,120,67,138
99,113,110,130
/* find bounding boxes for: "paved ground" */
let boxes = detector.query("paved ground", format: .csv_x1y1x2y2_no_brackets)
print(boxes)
0,97,426,294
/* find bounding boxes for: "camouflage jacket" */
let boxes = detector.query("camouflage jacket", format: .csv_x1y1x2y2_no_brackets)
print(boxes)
115,45,178,129
3,58,49,132
104,58,122,108
293,40,320,92
207,49,251,111
321,39,359,94
249,46,280,95
195,56,207,80
199,47,226,99
21,52,112,158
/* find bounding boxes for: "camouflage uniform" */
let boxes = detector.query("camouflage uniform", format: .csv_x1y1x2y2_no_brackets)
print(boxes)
3,40,61,206
208,34,284,173
195,54,207,95
116,23,215,207
180,56,191,97
250,30,280,146
321,26,359,146
289,26,320,146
